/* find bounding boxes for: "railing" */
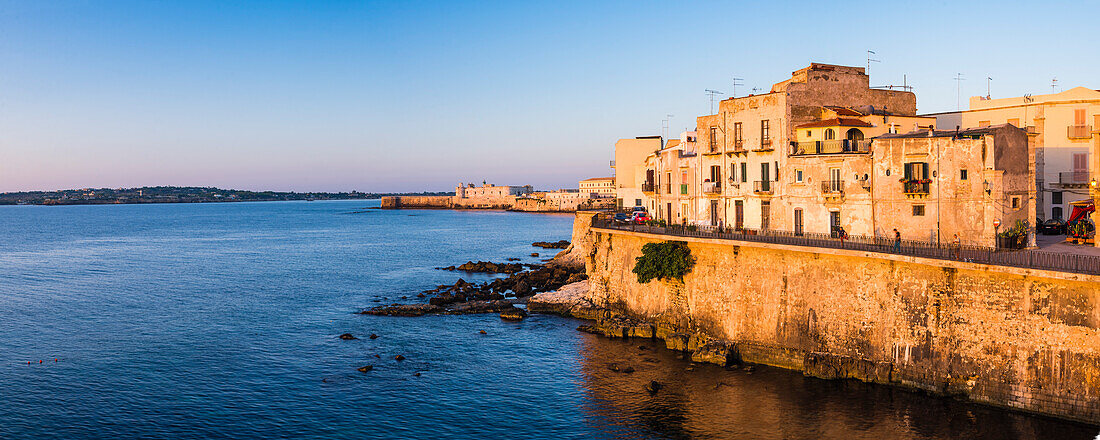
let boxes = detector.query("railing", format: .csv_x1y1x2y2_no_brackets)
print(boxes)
1068,125,1093,139
707,140,719,154
590,218,1100,277
821,180,844,194
789,140,872,156
732,140,745,153
1060,171,1089,185
753,180,772,194
754,139,774,152
642,182,655,192
702,181,722,195
904,181,930,194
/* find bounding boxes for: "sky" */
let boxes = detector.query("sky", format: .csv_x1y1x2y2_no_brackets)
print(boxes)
2,0,1098,193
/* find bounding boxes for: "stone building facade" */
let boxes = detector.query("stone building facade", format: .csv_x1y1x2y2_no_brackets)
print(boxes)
579,177,616,196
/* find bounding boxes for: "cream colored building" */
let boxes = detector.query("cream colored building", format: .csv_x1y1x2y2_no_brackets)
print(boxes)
640,131,699,223
612,136,662,208
579,177,616,196
930,87,1100,220
693,63,917,230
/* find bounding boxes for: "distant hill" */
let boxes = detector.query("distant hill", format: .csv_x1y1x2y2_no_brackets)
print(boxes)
0,186,452,206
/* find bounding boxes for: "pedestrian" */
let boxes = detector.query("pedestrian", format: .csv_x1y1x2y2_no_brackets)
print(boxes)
837,226,848,246
893,228,902,252
953,233,961,260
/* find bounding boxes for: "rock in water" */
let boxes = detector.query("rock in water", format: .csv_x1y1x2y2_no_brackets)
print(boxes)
499,307,527,321
357,365,373,373
369,333,379,339
622,366,635,374
479,330,487,334
338,333,357,340
645,380,662,394
394,355,406,361
530,253,539,257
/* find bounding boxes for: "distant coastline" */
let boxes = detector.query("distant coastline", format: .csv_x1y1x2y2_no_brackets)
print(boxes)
0,186,451,206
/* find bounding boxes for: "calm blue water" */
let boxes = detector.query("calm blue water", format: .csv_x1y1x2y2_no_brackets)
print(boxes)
0,200,1095,440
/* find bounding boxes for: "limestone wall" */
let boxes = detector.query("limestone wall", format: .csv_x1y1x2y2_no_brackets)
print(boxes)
584,222,1100,424
380,196,453,209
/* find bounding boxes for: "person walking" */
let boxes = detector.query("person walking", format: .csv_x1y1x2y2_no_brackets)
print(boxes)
953,233,961,260
837,226,849,246
893,228,902,253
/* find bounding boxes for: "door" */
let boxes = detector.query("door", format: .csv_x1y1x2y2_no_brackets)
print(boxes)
760,163,770,192
794,209,804,236
709,200,720,226
760,201,771,230
829,167,842,192
830,211,841,237
667,203,673,223
735,200,744,230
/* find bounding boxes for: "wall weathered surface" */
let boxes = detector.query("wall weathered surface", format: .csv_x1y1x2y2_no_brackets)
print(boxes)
584,223,1100,424
380,196,453,209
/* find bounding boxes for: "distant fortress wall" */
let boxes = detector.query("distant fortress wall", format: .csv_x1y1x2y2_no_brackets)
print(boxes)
380,196,453,209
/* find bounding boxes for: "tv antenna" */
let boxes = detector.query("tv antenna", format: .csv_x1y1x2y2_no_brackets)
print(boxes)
705,89,724,114
954,73,966,110
1051,77,1059,93
732,77,744,98
661,114,674,144
866,50,880,75
751,86,760,94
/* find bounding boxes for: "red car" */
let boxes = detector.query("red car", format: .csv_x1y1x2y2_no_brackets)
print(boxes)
632,212,651,224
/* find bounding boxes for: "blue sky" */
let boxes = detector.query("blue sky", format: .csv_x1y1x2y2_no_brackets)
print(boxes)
1,0,1097,192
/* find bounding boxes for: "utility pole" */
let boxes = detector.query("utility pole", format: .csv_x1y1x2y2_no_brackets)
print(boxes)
705,89,724,114
954,73,966,110
732,77,744,98
866,50,880,75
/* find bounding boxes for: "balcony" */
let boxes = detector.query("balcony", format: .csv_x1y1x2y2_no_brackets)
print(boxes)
704,142,721,155
903,181,930,196
821,180,844,194
789,140,872,156
702,181,722,195
642,182,655,193
753,139,774,152
1068,125,1093,139
731,139,747,154
1060,171,1090,186
753,180,773,195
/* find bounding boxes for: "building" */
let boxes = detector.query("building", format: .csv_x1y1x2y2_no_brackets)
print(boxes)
692,63,917,230
612,136,663,209
929,87,1100,221
579,177,616,196
640,131,698,224
872,125,1035,247
455,182,532,199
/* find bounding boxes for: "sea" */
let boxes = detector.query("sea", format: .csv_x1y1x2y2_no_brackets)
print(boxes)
0,200,1096,440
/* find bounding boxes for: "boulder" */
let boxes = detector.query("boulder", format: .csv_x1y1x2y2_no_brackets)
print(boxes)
357,365,373,373
338,333,357,340
645,380,662,394
394,355,406,361
499,307,527,321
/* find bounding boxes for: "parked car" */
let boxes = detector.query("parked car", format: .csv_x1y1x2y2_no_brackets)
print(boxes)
613,213,631,224
1038,218,1067,235
631,206,647,213
632,212,651,224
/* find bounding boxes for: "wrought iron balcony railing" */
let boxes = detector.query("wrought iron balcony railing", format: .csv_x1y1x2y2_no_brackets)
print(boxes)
753,180,772,194
1060,171,1089,185
702,181,722,195
904,181,930,194
821,180,844,194
1068,125,1093,139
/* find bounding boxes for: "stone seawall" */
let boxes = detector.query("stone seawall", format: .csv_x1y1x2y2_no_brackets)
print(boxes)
580,214,1100,424
380,195,516,210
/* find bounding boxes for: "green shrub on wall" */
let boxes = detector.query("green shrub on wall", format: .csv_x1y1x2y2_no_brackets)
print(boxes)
632,241,695,283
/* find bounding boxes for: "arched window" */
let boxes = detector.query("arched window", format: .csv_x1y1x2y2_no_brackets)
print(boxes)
824,129,835,140
846,128,864,141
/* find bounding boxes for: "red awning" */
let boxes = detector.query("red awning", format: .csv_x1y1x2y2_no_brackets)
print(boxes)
1068,201,1095,223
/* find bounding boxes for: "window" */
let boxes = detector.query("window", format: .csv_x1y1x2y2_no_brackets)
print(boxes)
912,205,925,216
774,161,780,181
806,130,812,137
978,120,991,127
761,120,770,141
635,199,642,207
709,126,718,151
709,165,721,183
1075,109,1087,125
1053,191,1063,204
1053,206,1064,220
734,122,744,145
1011,196,1020,209
740,162,747,182
825,128,835,140
795,169,804,183
665,172,672,193
960,169,968,180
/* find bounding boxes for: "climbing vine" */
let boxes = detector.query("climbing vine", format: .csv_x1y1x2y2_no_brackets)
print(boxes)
632,241,695,283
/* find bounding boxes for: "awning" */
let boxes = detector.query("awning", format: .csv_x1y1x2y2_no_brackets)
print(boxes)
1068,200,1095,223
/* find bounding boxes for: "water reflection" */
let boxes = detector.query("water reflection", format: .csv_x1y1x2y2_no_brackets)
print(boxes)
574,334,1098,440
